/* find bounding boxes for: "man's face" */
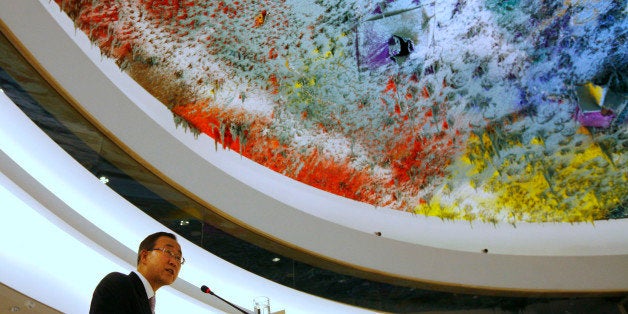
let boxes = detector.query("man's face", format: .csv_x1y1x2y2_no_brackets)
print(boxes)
139,236,183,291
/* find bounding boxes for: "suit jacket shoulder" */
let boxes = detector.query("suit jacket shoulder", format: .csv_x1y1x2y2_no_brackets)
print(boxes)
89,272,152,314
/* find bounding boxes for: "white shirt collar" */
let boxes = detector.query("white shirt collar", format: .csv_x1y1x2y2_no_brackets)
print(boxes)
133,270,155,299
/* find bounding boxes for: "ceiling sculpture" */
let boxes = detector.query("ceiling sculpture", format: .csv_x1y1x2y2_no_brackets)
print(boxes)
54,0,626,224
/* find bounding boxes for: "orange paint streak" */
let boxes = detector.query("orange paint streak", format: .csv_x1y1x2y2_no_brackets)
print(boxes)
382,95,459,194
268,47,278,59
268,74,279,94
293,148,379,201
171,99,382,205
384,77,397,93
112,42,132,59
253,10,267,27
63,0,125,60
421,86,430,98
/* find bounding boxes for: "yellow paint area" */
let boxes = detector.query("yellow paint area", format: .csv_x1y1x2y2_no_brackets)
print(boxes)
584,82,604,105
415,128,626,223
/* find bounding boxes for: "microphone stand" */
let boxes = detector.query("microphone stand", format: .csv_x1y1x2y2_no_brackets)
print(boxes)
201,286,248,314
210,291,248,314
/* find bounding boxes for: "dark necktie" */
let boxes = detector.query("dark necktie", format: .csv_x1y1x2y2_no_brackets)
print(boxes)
149,296,155,314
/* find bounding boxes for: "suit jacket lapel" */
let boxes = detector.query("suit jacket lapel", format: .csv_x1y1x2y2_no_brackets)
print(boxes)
129,272,152,314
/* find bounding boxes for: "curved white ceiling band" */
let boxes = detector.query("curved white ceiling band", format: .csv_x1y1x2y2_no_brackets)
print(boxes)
1,0,626,292
0,90,370,313
0,92,223,313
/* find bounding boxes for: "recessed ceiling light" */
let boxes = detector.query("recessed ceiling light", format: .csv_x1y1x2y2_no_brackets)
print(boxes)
272,257,281,263
98,175,109,184
179,220,190,226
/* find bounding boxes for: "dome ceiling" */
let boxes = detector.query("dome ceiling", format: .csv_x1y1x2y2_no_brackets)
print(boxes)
52,0,627,224
2,0,628,296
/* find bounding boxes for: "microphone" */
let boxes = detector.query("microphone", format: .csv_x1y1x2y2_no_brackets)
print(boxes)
200,285,248,314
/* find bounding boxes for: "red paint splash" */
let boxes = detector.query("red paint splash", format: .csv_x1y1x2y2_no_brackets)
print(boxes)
172,100,382,204
54,0,463,212
378,74,460,200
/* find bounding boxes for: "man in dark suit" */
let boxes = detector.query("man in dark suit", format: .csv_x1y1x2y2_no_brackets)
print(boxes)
90,232,185,313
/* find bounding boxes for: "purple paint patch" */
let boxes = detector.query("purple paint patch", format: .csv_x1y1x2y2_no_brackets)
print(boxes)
575,108,615,128
363,42,393,69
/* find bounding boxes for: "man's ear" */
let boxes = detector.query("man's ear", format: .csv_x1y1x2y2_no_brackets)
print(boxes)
139,250,149,264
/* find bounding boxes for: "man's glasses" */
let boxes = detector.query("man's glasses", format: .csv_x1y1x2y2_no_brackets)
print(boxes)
149,248,185,265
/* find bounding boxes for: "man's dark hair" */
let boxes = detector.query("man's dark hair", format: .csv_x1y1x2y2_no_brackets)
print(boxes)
137,232,177,265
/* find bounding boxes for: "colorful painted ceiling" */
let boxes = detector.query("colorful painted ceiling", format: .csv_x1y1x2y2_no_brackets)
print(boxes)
54,0,627,223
